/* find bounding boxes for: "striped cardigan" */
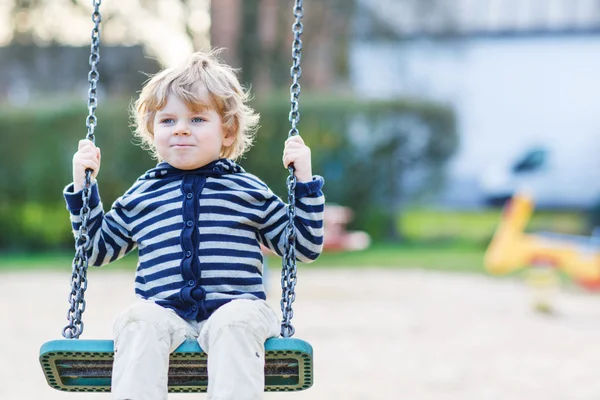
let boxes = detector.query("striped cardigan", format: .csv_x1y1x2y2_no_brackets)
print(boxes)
64,158,325,322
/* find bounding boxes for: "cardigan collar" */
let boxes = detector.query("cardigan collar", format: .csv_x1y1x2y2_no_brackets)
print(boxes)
141,158,244,180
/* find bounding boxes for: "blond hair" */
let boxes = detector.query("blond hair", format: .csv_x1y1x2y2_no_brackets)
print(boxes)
131,49,260,160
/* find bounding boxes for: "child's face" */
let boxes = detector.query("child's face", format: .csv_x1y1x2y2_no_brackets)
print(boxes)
153,89,233,170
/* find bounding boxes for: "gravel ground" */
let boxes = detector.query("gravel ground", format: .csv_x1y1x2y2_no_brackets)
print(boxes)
2,268,600,400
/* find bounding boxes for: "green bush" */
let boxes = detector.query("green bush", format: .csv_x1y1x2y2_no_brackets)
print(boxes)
0,94,457,250
400,208,586,248
0,202,72,250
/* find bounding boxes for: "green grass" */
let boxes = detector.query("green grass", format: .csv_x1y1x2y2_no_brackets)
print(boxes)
401,208,585,246
0,243,487,274
268,243,486,273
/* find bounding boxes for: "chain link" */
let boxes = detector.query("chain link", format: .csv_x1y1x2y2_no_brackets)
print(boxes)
281,0,304,338
86,0,102,141
63,0,102,340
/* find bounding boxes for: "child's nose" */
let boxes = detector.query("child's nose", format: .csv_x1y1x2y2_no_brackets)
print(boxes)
173,122,191,136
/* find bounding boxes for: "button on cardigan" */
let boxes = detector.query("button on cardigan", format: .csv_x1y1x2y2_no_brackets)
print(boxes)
64,158,325,322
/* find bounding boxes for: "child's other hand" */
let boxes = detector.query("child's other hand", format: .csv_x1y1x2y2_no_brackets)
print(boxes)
282,135,312,183
73,139,101,192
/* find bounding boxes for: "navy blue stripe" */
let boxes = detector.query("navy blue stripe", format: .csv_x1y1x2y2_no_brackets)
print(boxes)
200,248,262,260
202,277,263,286
104,217,131,244
208,290,265,298
142,236,181,254
142,223,182,242
296,201,324,213
199,220,256,233
204,184,271,202
295,220,321,239
224,174,268,190
295,214,323,229
197,233,257,246
92,236,108,266
121,185,181,209
259,230,284,257
296,238,321,261
133,208,182,235
115,197,182,225
137,252,182,269
199,262,259,273
260,213,287,236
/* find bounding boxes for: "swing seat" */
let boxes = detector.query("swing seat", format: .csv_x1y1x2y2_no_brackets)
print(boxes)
40,337,313,393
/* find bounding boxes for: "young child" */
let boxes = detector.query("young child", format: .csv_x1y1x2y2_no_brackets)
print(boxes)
65,50,324,400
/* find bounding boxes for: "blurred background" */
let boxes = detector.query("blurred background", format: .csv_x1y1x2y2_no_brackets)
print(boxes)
2,1,600,399
1,0,600,261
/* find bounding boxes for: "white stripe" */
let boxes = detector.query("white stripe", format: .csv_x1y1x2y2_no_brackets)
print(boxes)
198,226,257,239
130,201,183,230
295,207,324,221
200,255,261,265
200,270,259,279
296,231,323,255
137,258,181,276
120,180,180,207
208,175,267,192
260,216,286,239
298,196,324,206
200,198,267,218
70,202,104,224
199,241,261,253
90,231,109,265
139,244,182,263
206,292,260,301
237,173,271,190
201,188,270,204
118,180,156,206
199,212,250,223
203,284,264,293
89,222,131,265
135,215,182,240
263,205,287,222
121,187,182,218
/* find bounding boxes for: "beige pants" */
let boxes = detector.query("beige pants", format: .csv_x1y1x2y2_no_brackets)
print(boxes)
111,298,280,400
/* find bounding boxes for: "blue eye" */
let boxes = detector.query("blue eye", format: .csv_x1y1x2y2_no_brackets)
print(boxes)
191,117,205,123
160,118,174,124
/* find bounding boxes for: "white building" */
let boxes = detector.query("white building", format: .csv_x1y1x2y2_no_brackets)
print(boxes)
351,0,600,208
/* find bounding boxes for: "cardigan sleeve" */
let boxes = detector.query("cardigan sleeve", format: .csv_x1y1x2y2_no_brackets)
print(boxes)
257,176,325,262
64,182,137,266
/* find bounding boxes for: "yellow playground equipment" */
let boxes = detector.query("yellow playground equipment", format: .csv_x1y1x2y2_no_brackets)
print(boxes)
484,192,600,290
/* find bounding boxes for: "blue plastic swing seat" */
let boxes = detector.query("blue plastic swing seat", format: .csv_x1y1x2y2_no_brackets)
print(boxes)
40,337,313,393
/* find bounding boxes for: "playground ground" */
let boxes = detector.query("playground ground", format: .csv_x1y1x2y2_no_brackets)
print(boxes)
2,267,600,400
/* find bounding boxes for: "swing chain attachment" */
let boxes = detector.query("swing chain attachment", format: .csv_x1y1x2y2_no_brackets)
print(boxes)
63,0,102,340
281,0,304,339
86,0,102,142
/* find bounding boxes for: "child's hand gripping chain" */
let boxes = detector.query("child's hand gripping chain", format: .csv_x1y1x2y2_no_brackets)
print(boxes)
72,139,101,192
283,135,312,183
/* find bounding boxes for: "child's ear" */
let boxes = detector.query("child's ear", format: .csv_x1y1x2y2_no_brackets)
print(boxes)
222,130,235,147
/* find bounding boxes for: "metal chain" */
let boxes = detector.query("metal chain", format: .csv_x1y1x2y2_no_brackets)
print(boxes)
63,0,102,340
280,0,304,338
86,0,102,142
